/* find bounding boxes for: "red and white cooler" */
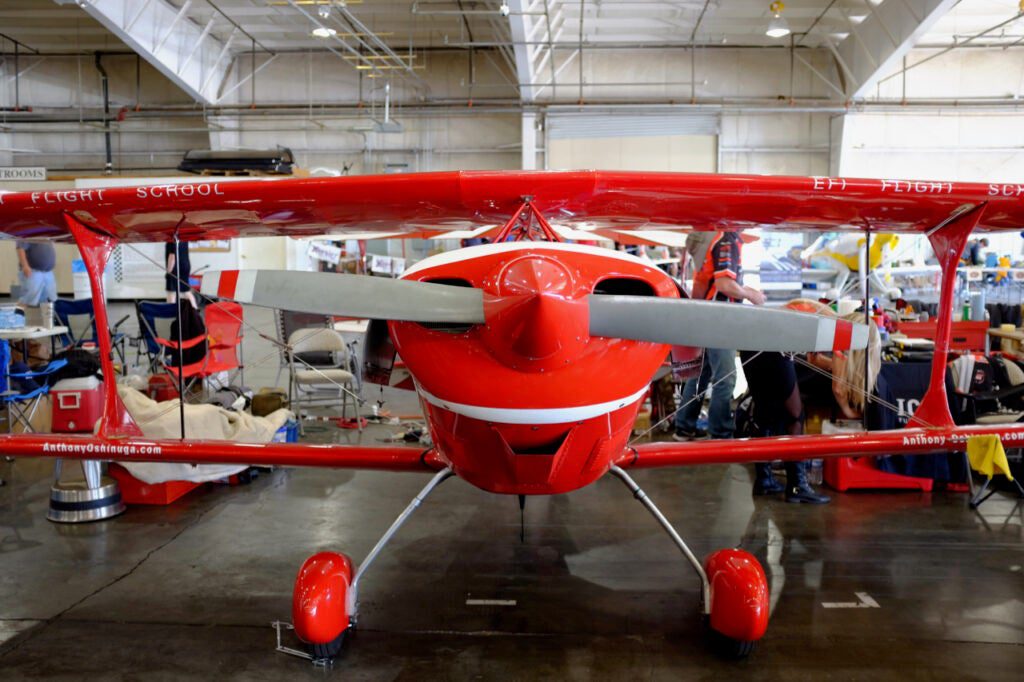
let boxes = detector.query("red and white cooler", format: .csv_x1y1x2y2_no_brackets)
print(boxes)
51,376,104,433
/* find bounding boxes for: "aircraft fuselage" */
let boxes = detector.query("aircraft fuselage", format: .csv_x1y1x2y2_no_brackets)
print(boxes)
391,242,680,494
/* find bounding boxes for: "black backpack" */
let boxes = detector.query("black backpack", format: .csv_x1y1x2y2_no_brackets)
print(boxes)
167,300,208,367
47,348,102,386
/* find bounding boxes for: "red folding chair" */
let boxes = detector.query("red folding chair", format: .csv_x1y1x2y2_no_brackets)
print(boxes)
160,302,244,397
204,301,244,387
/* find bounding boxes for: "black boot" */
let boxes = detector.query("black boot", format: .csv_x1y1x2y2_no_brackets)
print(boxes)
785,462,831,504
753,463,784,495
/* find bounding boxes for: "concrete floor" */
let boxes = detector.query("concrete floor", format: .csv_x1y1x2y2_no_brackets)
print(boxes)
2,301,1023,679
1,443,1022,679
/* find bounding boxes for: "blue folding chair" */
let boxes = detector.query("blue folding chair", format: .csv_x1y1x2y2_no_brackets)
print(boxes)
1,340,68,434
53,298,128,370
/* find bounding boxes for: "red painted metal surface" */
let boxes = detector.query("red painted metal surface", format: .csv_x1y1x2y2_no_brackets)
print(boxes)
392,244,674,493
823,456,933,492
622,422,1024,468
912,204,984,428
3,172,1024,242
3,172,1024,496
393,245,676,409
422,400,642,495
62,214,142,439
0,434,441,471
293,552,353,644
705,549,769,642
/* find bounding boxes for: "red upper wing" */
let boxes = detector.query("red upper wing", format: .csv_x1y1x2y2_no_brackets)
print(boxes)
1,171,1022,242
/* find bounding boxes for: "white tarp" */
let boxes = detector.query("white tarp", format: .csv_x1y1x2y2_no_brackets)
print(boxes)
117,386,293,484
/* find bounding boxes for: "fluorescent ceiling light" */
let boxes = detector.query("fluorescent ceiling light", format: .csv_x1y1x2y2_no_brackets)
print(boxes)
312,26,337,38
766,1,791,39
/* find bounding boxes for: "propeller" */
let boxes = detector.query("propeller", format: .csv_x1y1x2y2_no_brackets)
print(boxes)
201,270,484,323
588,296,869,352
202,270,868,353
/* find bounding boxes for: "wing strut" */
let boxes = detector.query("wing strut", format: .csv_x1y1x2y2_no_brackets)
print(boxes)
910,203,987,428
491,197,563,242
63,213,142,439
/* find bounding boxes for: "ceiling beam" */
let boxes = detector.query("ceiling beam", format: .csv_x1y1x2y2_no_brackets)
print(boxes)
507,0,538,101
834,0,959,100
66,0,234,105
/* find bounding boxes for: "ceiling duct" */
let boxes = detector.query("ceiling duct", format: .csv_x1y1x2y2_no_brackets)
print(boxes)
545,112,720,140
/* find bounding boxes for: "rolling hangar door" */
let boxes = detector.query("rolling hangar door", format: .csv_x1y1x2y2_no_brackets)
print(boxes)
544,112,719,172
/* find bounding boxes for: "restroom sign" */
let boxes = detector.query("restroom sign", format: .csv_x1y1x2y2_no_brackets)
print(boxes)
0,167,47,181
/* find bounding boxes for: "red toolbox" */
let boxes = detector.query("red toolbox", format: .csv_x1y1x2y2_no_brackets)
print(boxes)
148,374,180,402
51,376,104,433
894,320,989,352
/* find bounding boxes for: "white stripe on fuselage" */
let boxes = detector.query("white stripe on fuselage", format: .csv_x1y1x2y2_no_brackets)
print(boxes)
417,385,648,425
402,241,663,278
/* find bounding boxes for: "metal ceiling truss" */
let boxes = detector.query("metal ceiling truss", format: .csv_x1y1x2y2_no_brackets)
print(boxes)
64,0,260,105
830,0,960,100
284,0,428,92
507,0,564,101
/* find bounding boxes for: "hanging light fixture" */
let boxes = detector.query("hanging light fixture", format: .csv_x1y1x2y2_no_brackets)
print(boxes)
312,26,337,38
318,1,332,20
766,1,791,39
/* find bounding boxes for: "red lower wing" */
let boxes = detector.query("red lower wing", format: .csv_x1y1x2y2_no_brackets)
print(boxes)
0,434,442,472
620,423,1024,469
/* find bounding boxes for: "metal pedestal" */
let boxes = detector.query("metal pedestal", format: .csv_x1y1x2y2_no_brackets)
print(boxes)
47,459,126,523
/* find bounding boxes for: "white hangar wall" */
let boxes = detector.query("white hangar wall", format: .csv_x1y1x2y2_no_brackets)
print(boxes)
0,48,839,176
836,46,1024,182
1,44,1019,183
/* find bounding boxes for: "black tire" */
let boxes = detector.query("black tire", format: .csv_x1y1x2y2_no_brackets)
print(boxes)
309,628,348,661
703,618,757,660
715,634,756,660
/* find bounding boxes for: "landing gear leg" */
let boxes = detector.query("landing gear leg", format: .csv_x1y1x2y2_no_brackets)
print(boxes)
291,467,454,663
608,465,711,613
608,465,768,659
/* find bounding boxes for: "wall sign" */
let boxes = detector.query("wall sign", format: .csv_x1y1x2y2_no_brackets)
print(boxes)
0,167,47,181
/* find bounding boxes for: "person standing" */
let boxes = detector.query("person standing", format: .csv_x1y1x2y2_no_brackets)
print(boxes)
165,241,196,307
740,349,831,504
674,231,764,440
15,240,57,308
961,237,988,266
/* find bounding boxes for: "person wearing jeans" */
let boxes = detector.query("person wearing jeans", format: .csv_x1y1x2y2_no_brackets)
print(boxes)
674,231,763,441
16,240,57,308
675,347,737,440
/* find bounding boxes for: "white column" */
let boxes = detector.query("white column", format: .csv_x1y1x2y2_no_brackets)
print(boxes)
521,112,537,170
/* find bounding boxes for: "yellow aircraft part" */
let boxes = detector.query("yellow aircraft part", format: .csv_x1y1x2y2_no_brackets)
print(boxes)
995,256,1011,283
825,233,899,271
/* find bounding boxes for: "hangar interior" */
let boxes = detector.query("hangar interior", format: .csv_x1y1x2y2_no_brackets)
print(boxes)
1,0,1023,678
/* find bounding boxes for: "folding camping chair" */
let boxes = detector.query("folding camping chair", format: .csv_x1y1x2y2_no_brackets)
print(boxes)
53,298,128,371
199,301,245,389
136,301,180,373
137,300,209,398
1,340,68,434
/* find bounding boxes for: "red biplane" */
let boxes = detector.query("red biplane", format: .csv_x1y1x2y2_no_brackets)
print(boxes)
1,171,1022,661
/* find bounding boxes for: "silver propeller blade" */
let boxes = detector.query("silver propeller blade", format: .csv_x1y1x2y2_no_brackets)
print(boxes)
201,270,485,323
588,296,869,352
